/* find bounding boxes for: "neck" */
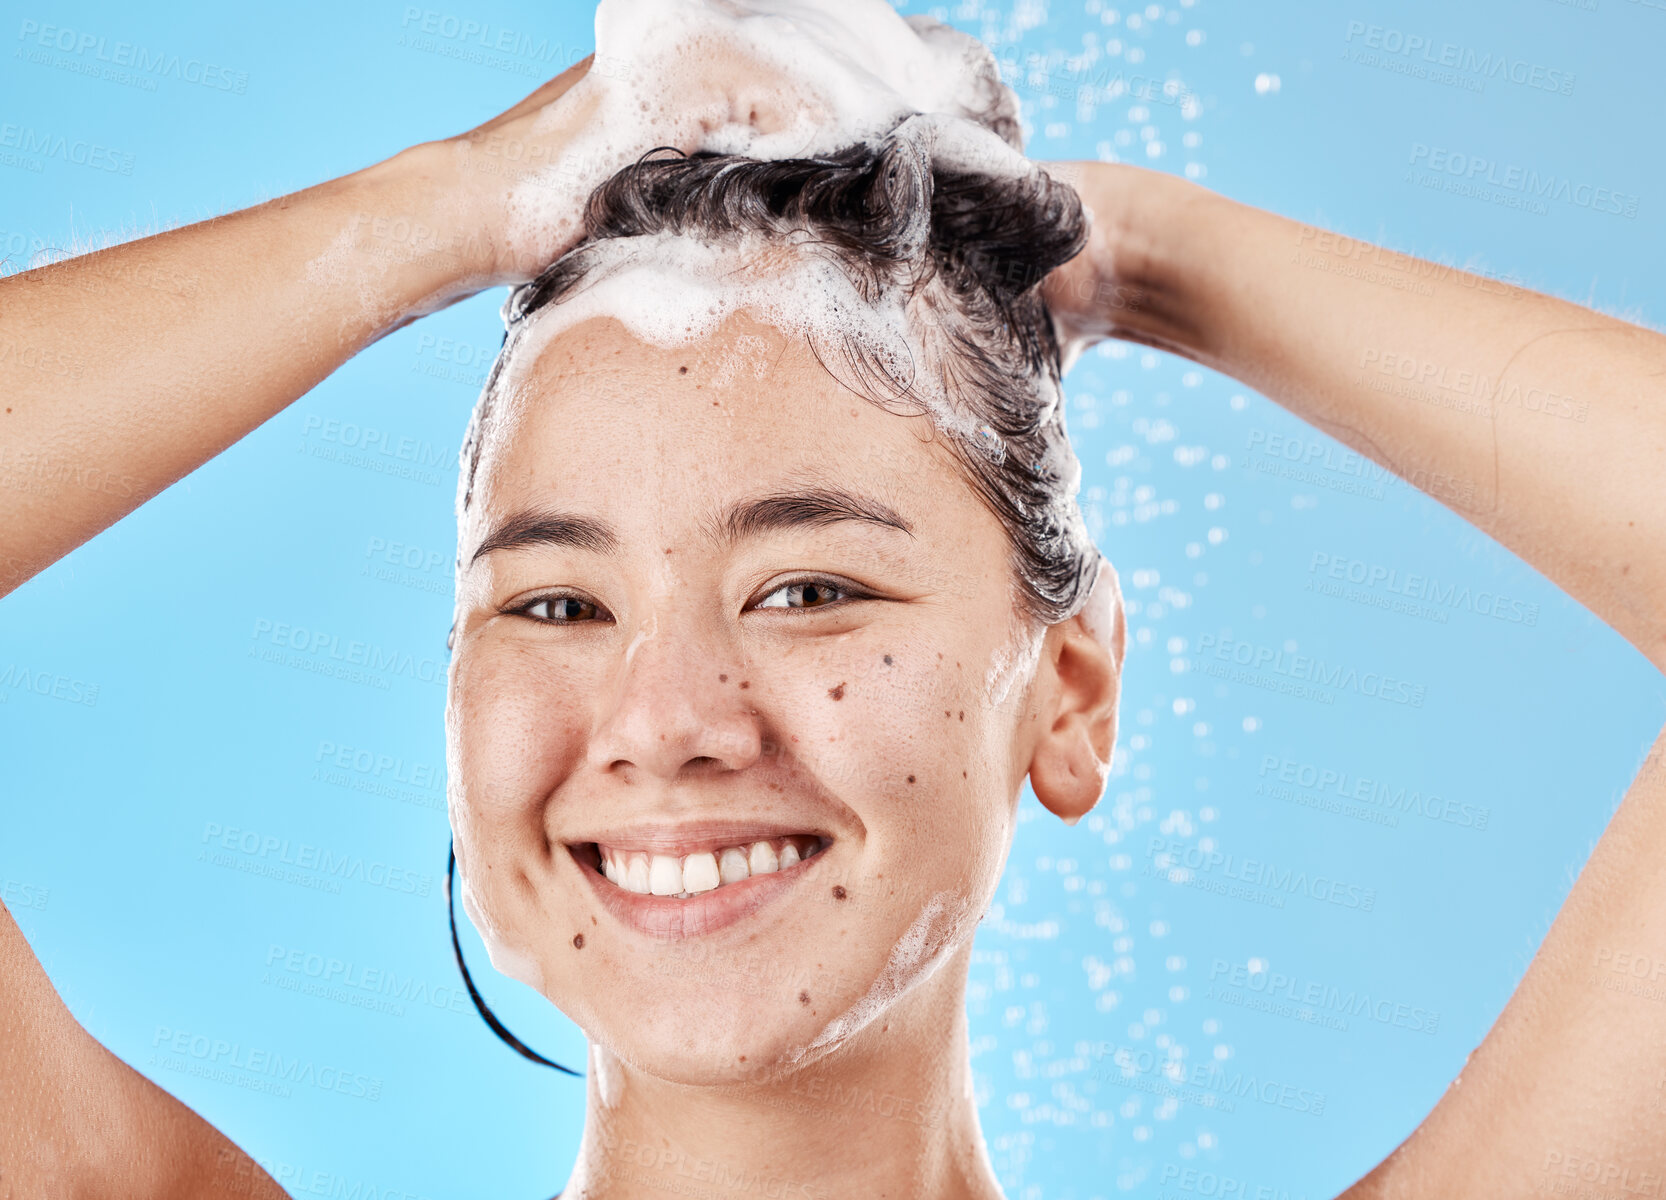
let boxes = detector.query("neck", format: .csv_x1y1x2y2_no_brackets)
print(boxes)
560,942,1004,1200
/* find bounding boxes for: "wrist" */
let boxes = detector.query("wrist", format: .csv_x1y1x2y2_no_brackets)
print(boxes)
1080,163,1223,358
356,140,506,296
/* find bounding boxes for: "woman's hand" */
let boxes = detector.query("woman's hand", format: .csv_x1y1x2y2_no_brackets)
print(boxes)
437,55,601,284
1039,160,1207,370
434,41,820,285
437,0,1014,285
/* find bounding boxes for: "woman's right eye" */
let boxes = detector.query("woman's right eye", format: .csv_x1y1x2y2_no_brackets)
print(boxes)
514,596,609,623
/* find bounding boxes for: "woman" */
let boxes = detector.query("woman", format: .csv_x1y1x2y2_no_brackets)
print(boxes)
4,3,1665,1196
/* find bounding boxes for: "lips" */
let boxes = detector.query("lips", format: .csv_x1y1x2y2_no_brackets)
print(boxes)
567,823,832,939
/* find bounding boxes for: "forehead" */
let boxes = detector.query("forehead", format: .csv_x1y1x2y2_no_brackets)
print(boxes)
465,311,985,545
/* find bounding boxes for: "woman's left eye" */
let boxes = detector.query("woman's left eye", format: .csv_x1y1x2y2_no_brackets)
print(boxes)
518,596,607,622
754,580,850,610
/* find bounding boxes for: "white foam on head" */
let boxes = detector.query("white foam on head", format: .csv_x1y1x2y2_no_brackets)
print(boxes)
500,0,1030,267
489,228,994,454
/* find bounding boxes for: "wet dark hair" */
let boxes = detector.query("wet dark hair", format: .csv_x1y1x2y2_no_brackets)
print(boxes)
458,125,1102,626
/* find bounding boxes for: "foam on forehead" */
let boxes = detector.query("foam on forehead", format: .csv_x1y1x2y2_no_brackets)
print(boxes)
493,229,993,450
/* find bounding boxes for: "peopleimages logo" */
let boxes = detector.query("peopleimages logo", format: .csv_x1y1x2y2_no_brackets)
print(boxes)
1258,754,1490,830
0,662,99,706
1194,632,1428,708
15,18,250,93
199,822,433,898
1342,21,1576,95
1146,836,1378,911
150,1026,382,1101
1409,144,1640,219
1158,1163,1315,1198
1208,960,1440,1034
250,618,447,688
1308,552,1540,627
1095,1043,1328,1116
0,123,134,174
264,944,471,1017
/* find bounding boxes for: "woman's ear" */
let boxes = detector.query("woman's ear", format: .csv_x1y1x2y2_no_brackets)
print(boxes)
1027,561,1126,825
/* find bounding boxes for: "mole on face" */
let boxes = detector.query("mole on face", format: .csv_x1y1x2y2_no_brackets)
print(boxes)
828,682,846,701
906,775,916,784
720,673,728,682
572,933,585,949
798,990,811,1005
832,885,847,900
678,365,689,375
883,655,893,665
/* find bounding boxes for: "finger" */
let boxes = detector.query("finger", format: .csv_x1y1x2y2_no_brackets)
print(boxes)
468,55,596,136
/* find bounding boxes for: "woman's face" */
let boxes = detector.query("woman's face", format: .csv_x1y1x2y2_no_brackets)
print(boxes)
448,310,1092,1084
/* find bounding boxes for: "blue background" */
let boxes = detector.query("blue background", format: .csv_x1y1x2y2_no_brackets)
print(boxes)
3,1,1663,1196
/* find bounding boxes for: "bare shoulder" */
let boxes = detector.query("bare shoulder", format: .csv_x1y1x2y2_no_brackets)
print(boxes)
0,901,288,1200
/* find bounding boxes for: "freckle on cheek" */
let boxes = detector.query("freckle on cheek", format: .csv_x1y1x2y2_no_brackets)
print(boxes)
828,682,845,701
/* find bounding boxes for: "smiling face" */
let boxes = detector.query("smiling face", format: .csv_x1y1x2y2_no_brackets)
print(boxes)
447,308,1112,1085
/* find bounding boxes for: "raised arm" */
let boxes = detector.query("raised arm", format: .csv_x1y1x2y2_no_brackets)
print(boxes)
0,59,600,600
1045,162,1666,675
1042,162,1666,1195
0,11,997,1185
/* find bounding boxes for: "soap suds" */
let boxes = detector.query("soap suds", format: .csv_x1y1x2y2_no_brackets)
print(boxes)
489,222,1002,460
499,0,1031,269
707,332,775,389
789,889,969,1063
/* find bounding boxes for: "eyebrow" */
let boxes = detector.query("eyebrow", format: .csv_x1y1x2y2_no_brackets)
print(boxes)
469,511,617,564
469,486,914,566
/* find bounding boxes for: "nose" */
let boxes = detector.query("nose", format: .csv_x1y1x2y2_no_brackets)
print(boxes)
585,609,764,781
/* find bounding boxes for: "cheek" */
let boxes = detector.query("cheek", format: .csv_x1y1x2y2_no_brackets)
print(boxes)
447,641,591,935
802,637,1015,891
451,640,590,821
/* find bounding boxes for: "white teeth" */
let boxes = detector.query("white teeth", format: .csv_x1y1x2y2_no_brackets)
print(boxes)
683,851,721,894
649,854,683,896
626,853,650,895
718,847,751,884
598,837,821,898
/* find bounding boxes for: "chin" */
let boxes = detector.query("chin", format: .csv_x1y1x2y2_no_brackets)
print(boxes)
583,982,867,1087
